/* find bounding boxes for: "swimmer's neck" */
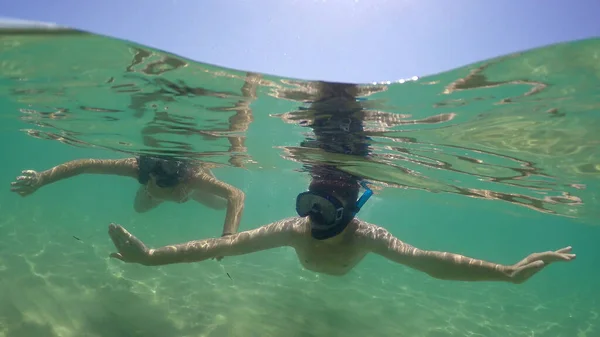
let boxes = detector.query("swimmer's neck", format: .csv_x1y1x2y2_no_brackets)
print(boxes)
307,218,357,244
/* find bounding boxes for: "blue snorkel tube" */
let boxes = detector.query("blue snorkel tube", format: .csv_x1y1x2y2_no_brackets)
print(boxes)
353,181,373,216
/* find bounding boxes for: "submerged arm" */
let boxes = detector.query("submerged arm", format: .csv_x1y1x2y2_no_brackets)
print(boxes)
364,225,513,282
38,158,138,187
108,218,299,266
190,170,245,236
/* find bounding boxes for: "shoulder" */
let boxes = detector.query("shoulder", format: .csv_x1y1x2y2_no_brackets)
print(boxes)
241,217,308,236
253,217,309,244
110,158,139,177
267,217,309,234
351,218,396,248
186,164,217,181
235,217,307,247
112,157,139,172
117,157,138,168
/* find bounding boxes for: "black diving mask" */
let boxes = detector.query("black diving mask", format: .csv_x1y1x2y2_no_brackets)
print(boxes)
295,182,373,239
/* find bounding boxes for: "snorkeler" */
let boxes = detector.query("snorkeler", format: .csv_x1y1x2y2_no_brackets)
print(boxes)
10,155,244,237
106,81,575,283
107,177,574,283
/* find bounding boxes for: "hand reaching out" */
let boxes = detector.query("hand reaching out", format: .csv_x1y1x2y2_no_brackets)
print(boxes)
108,223,151,265
10,170,42,196
509,246,575,284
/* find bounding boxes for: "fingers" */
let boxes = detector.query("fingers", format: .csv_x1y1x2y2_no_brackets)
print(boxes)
554,252,576,261
10,171,36,186
555,246,572,254
513,247,576,284
110,252,124,261
108,223,132,238
10,183,30,191
108,223,127,248
108,224,131,262
108,223,139,250
11,179,30,187
16,171,36,180
107,223,148,265
113,223,133,238
9,185,31,196
11,173,36,190
553,246,576,261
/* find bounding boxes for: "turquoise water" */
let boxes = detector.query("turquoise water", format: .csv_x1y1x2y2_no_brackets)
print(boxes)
0,27,599,337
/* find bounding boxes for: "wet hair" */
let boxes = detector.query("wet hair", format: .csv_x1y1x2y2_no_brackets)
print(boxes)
136,155,192,188
308,166,360,209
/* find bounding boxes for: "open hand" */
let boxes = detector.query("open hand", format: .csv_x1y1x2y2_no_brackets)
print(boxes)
509,246,575,284
10,170,42,196
108,223,151,265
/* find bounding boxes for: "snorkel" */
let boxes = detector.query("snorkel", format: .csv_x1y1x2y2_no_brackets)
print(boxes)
353,181,373,216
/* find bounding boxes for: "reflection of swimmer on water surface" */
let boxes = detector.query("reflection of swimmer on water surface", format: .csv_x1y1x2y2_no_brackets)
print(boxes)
270,79,457,132
273,78,582,215
133,72,261,168
106,81,575,284
10,155,244,237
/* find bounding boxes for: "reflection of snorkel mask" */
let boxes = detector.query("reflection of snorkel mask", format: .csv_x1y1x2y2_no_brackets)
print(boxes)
295,181,373,240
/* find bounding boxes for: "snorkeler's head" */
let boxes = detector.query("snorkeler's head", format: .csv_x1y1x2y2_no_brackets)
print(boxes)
296,166,372,240
136,155,190,188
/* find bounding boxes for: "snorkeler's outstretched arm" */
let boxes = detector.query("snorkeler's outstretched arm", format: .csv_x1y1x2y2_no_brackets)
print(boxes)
107,218,299,266
362,224,575,284
10,158,138,196
190,170,245,236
